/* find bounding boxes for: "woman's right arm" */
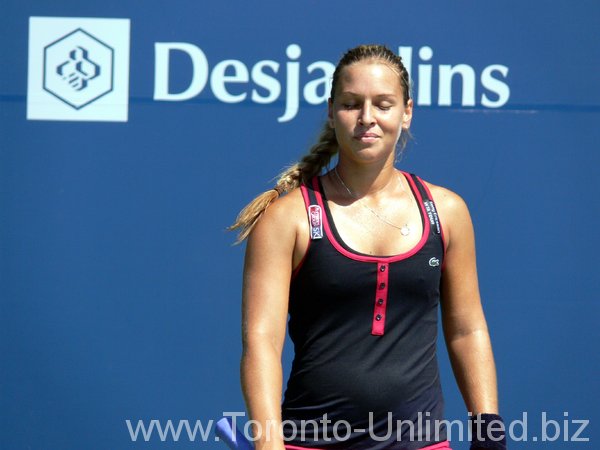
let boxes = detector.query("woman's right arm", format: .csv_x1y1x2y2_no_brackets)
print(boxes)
240,192,303,450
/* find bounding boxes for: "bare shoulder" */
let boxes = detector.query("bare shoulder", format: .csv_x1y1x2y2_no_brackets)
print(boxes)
422,180,474,248
424,181,470,217
246,185,309,279
246,186,308,255
255,187,306,232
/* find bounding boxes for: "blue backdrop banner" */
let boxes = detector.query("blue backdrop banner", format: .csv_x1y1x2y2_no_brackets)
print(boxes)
1,1,599,449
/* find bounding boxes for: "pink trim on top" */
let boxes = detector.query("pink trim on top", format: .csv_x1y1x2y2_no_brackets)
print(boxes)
291,184,313,280
285,441,451,450
284,445,322,450
310,173,431,263
418,176,448,271
421,441,452,449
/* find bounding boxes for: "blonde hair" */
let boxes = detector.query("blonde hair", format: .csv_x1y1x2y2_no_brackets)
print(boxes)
229,123,338,242
229,44,411,242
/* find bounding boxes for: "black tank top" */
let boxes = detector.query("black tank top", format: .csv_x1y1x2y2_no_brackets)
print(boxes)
281,173,447,449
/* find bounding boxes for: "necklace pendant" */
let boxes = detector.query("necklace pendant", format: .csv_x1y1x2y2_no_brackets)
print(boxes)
334,167,413,236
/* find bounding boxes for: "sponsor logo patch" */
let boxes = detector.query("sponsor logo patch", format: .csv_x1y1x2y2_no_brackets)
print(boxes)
27,17,130,122
308,205,323,240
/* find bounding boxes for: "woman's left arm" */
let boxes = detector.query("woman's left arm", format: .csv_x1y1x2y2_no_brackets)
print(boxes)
433,186,499,415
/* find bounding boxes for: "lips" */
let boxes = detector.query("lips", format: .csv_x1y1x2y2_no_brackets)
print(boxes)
354,132,380,141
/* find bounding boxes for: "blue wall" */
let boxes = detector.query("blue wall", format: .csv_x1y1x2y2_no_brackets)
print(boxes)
1,1,599,448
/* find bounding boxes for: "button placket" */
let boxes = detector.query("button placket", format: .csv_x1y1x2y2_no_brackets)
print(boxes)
372,263,389,335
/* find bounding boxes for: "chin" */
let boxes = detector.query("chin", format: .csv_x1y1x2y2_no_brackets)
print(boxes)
347,147,394,164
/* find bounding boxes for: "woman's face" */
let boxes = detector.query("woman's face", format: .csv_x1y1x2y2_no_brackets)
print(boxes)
329,60,412,165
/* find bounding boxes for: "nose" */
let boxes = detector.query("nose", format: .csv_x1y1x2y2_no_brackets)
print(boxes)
358,104,375,126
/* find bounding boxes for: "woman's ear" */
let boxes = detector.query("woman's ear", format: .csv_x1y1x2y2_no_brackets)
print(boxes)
402,99,414,129
328,98,334,128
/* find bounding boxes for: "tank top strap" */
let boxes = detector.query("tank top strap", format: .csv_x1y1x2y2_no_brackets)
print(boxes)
405,172,442,237
300,178,324,240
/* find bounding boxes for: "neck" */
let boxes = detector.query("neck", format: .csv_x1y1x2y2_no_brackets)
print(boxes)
334,159,398,198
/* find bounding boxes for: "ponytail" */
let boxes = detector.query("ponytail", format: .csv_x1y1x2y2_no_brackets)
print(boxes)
229,123,338,243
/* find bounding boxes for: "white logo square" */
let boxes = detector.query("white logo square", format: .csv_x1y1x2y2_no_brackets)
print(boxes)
27,17,130,122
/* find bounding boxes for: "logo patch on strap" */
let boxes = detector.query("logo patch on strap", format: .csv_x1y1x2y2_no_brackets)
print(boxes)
308,205,323,240
423,200,441,235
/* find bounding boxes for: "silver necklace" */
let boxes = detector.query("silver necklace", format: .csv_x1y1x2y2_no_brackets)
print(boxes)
333,167,411,236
